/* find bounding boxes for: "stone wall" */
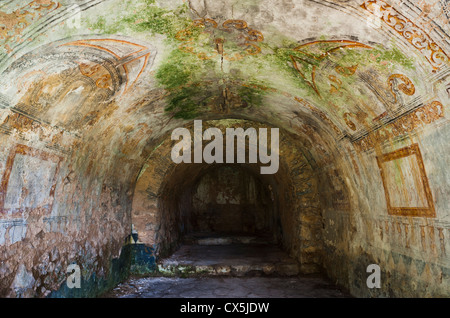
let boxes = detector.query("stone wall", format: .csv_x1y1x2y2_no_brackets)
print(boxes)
131,119,325,274
191,165,273,234
321,108,450,297
0,122,134,297
0,0,449,298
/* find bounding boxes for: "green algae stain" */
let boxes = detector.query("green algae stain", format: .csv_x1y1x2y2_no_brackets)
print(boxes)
336,45,415,72
165,85,207,119
87,0,191,37
123,3,191,38
155,47,218,119
155,36,416,119
88,16,118,34
156,49,196,89
86,0,221,119
86,0,419,121
237,84,265,106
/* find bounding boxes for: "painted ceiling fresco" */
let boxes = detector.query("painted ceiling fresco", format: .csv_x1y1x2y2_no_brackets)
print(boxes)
0,0,449,299
0,0,448,158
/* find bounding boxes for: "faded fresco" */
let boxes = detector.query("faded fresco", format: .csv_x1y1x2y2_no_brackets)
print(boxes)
0,0,448,298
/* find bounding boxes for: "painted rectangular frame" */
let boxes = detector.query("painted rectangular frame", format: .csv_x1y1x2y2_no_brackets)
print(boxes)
0,144,63,215
376,143,436,218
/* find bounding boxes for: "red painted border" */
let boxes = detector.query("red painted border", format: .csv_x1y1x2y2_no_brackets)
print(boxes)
376,143,436,218
0,144,63,215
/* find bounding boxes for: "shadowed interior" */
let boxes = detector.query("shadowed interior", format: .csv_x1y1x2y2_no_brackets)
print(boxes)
0,0,448,298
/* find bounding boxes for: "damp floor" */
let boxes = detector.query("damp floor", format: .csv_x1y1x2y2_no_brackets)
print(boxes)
104,233,352,298
103,275,351,298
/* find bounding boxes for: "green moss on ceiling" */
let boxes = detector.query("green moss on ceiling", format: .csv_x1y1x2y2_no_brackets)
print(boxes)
85,0,419,122
155,48,215,89
165,85,207,119
87,0,191,36
237,84,265,107
336,44,415,71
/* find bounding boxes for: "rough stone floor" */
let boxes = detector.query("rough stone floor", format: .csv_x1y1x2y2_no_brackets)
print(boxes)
104,276,351,298
104,233,352,298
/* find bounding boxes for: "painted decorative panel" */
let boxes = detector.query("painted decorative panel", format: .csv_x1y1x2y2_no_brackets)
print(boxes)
0,144,63,215
376,143,435,217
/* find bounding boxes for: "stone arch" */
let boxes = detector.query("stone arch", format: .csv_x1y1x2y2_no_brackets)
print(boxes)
131,118,344,274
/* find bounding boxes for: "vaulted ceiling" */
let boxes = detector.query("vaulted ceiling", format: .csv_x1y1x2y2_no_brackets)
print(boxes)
0,0,448,178
0,0,449,298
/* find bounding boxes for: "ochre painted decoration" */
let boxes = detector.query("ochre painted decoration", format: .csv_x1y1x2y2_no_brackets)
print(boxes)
0,1,61,53
355,101,444,151
78,63,101,77
376,143,436,218
0,144,63,215
335,64,358,77
388,74,416,102
61,39,151,93
175,18,264,61
291,96,342,135
372,111,388,122
171,77,343,136
96,74,112,89
361,0,449,71
290,40,372,97
343,112,357,131
78,62,112,90
1,112,36,132
329,75,343,96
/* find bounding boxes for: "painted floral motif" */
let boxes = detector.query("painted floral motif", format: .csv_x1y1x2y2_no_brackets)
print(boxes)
355,101,444,151
361,0,449,71
0,1,60,53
